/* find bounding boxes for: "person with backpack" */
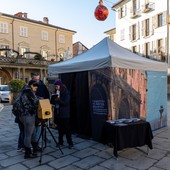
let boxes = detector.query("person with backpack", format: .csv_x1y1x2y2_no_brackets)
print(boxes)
19,80,39,159
12,87,26,152
14,102,25,152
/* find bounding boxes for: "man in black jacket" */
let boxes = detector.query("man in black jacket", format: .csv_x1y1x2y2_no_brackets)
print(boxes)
31,73,50,99
31,73,50,152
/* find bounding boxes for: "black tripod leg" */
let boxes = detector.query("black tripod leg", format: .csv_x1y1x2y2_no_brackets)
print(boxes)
39,126,44,164
47,127,63,155
44,127,47,148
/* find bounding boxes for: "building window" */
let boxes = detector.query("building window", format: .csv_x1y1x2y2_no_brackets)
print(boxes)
20,26,28,37
132,46,137,53
0,22,8,33
145,19,150,36
59,34,65,44
42,31,48,41
0,44,9,49
142,18,150,37
20,47,30,58
132,0,137,11
132,24,137,41
145,42,150,58
158,13,163,27
120,7,124,18
42,50,48,60
0,45,9,57
157,39,163,53
118,5,126,19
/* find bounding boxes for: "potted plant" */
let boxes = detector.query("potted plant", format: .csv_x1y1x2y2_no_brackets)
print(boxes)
8,79,26,104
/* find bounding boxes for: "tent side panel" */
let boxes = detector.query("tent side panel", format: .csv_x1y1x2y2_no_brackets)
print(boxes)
146,71,167,130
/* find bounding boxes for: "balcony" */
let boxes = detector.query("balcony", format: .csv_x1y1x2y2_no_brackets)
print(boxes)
130,9,141,19
0,56,55,67
142,2,155,13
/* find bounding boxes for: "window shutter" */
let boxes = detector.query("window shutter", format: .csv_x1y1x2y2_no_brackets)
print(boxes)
154,15,158,28
163,11,167,26
141,20,144,37
137,22,140,39
129,26,132,41
150,18,154,35
118,9,121,19
123,5,126,17
142,44,145,56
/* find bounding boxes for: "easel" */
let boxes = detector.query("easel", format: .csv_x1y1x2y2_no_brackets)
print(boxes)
37,119,64,164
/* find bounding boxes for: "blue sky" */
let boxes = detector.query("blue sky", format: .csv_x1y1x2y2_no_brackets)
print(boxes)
0,0,117,48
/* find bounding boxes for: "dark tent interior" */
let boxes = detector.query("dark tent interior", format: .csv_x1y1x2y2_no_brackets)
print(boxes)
60,71,92,139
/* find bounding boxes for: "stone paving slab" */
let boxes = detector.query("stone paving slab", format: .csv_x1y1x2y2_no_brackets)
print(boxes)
0,103,170,169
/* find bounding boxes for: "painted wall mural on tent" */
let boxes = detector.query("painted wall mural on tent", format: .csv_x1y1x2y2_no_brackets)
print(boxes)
88,67,167,135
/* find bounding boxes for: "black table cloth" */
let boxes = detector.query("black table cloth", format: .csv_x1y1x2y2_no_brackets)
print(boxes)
101,120,153,157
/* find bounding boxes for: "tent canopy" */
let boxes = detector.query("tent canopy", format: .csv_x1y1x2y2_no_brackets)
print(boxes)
48,37,168,76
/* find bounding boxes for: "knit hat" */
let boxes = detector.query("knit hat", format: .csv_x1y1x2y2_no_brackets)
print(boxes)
54,79,63,86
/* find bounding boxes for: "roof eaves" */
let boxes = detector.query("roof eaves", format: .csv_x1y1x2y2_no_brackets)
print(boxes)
112,0,129,9
2,13,76,33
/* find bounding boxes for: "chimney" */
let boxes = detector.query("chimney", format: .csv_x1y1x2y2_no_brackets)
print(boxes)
14,12,27,18
43,17,49,24
23,13,27,18
14,12,23,17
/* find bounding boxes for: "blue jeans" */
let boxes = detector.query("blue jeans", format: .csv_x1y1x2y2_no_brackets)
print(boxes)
32,126,41,143
20,114,36,148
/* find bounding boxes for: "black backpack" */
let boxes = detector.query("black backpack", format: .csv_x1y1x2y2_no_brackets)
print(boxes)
12,93,24,117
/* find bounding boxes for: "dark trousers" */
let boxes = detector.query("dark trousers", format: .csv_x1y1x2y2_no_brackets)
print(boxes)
56,118,73,145
17,121,25,149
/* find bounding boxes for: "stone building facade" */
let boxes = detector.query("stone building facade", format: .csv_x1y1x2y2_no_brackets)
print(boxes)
0,12,76,84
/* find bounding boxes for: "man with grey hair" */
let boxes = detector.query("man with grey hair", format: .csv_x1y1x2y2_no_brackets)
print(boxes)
31,73,50,153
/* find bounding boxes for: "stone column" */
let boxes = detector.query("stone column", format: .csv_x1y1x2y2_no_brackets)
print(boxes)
22,68,25,81
17,68,21,79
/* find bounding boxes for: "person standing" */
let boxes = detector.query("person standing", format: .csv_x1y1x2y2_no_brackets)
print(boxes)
19,81,39,159
53,79,73,149
31,73,50,99
31,73,50,151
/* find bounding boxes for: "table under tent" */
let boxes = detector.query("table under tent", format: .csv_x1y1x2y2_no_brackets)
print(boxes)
48,37,168,142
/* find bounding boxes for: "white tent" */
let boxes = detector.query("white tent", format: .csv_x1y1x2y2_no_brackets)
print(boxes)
48,37,167,76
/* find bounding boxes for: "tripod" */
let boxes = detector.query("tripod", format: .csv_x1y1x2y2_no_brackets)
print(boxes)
37,119,63,164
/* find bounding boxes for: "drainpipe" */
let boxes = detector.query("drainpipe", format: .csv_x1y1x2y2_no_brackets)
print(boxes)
55,28,58,61
11,18,15,50
167,0,169,65
167,0,170,95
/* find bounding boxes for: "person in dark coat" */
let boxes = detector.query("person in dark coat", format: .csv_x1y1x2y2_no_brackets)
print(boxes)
53,79,73,149
31,73,50,152
31,73,50,99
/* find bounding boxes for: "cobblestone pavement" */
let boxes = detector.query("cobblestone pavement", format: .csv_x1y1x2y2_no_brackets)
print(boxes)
0,102,170,170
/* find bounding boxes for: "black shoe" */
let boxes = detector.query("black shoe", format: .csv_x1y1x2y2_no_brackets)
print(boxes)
24,147,37,159
56,143,63,147
68,144,73,149
35,146,43,152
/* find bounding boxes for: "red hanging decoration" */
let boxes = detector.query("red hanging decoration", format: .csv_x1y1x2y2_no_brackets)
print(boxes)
94,0,109,21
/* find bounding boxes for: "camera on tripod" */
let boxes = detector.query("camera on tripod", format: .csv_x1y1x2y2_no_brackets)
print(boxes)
38,99,52,119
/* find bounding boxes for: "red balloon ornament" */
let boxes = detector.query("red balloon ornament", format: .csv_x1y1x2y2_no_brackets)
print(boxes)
94,0,109,21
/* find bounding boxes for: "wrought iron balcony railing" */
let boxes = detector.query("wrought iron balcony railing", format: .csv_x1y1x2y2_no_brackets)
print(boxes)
0,56,55,66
